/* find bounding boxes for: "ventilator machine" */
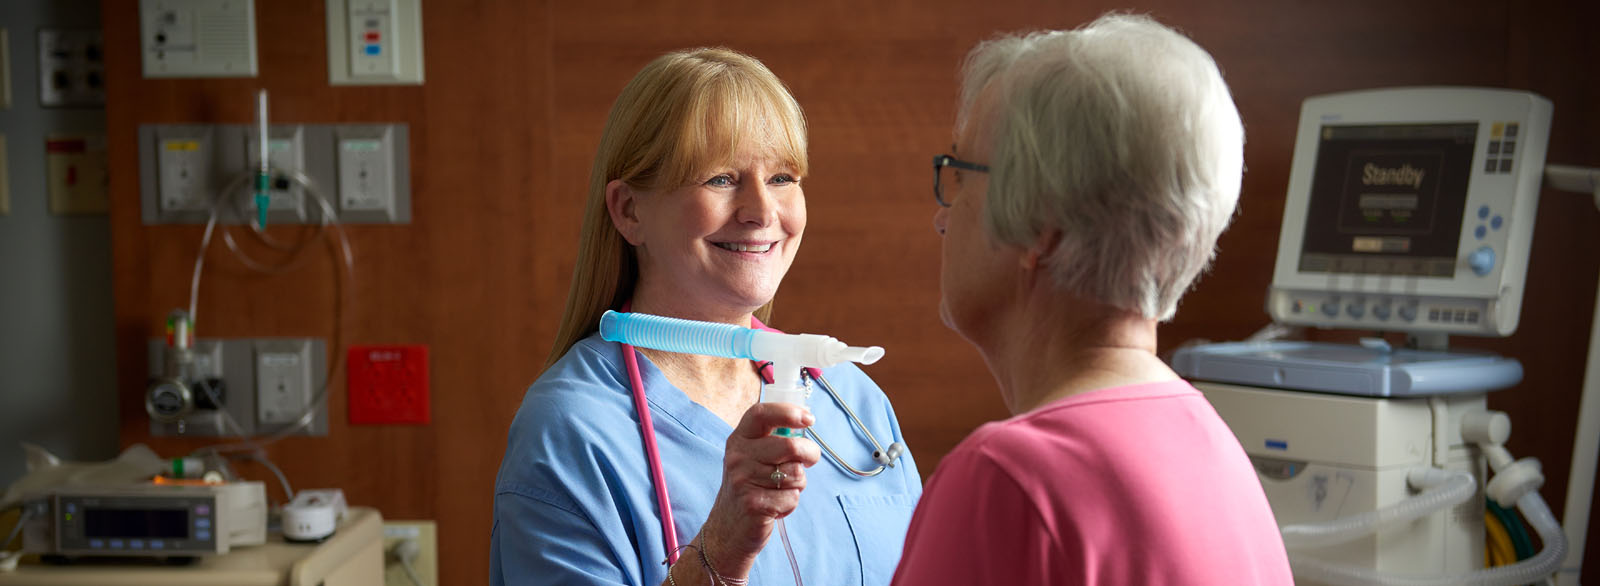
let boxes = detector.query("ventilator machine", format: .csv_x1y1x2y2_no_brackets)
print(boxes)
1174,87,1600,585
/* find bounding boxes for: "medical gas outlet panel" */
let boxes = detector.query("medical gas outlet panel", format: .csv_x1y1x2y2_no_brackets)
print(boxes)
1267,88,1552,337
136,123,411,225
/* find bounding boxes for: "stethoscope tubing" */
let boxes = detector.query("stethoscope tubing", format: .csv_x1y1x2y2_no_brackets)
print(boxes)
806,371,895,477
622,341,903,568
622,342,683,564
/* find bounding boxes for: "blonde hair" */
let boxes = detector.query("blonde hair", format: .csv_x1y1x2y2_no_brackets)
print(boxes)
545,48,809,368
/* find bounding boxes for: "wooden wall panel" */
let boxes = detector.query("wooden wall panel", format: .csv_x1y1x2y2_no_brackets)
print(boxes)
102,1,1599,584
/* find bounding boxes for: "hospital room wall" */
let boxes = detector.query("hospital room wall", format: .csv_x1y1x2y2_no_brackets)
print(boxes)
97,1,1599,584
0,0,117,488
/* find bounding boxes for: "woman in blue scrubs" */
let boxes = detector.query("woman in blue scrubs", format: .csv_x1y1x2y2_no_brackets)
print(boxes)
490,48,922,586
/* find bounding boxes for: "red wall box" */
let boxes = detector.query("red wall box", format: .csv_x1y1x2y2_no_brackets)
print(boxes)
348,344,430,425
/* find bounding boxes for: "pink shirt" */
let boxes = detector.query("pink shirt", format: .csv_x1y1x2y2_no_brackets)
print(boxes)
892,380,1293,585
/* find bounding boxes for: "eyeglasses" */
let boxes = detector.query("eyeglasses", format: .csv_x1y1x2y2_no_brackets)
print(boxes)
932,153,989,208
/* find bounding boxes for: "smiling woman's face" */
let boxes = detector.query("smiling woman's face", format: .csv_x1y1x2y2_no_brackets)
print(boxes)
624,132,807,319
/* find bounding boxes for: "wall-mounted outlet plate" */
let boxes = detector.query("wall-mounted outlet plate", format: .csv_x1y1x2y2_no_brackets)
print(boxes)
37,29,105,108
335,124,408,222
327,0,424,86
152,125,218,214
336,124,410,223
383,521,437,586
147,337,327,437
140,0,258,78
244,124,308,223
46,134,109,214
141,123,404,225
254,339,314,426
148,338,248,437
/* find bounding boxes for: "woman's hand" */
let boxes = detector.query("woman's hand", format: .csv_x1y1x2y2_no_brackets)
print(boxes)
696,402,820,579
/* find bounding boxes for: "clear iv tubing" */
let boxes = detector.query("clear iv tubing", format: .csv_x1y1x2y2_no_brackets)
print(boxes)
188,167,354,454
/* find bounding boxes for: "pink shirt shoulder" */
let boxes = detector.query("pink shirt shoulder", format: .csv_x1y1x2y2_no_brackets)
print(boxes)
891,380,1293,586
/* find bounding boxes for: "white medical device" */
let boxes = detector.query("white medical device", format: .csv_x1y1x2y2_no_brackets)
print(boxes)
1268,88,1552,338
282,488,347,543
1173,87,1564,586
19,481,267,558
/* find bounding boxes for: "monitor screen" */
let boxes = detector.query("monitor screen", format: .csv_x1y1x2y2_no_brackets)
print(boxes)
1297,123,1477,277
84,508,190,539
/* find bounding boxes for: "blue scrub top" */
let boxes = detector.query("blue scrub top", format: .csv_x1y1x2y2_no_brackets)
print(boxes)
492,332,923,586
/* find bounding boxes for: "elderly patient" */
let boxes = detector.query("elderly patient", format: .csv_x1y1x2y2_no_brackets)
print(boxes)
892,14,1293,585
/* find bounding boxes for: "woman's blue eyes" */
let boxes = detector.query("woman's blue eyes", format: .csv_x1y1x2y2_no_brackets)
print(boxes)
703,174,798,187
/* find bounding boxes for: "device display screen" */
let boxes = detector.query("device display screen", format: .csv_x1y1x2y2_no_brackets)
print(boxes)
1298,123,1477,277
84,508,190,538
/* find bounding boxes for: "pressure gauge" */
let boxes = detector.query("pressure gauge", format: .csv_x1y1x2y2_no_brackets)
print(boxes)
145,378,194,422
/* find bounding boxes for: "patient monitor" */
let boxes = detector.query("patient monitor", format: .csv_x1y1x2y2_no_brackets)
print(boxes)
1173,87,1558,585
1269,88,1552,338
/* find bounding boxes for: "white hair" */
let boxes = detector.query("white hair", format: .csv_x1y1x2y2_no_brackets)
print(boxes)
958,13,1245,321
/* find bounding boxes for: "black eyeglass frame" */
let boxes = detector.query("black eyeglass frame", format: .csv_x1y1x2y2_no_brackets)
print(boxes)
932,154,990,208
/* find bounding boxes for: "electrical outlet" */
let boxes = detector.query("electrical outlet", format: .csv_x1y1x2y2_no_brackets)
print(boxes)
254,339,314,425
383,521,436,586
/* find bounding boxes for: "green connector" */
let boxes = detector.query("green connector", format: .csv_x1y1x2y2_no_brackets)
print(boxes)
255,173,271,228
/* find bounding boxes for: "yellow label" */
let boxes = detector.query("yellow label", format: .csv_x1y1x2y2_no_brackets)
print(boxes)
163,140,199,151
